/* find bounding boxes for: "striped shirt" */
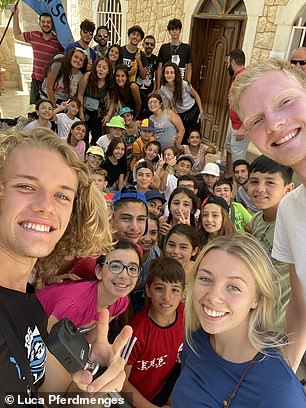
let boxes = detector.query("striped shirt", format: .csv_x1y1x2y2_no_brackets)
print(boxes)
23,31,64,81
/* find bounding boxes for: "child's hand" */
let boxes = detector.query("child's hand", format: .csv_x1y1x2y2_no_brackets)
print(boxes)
157,154,165,168
160,222,172,236
61,99,71,110
167,157,177,168
178,208,190,225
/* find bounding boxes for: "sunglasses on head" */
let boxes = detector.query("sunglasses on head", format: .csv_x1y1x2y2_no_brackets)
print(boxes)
97,34,108,39
144,41,155,47
291,59,306,66
83,30,93,35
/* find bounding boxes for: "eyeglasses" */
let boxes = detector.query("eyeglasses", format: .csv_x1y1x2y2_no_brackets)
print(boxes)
291,59,306,66
83,30,94,35
103,260,140,277
144,42,155,47
97,34,108,39
148,99,160,105
88,153,103,161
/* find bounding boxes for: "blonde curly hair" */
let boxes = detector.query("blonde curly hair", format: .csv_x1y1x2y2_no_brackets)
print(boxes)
0,127,113,284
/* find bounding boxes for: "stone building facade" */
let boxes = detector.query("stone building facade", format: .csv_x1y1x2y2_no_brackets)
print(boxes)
0,0,305,87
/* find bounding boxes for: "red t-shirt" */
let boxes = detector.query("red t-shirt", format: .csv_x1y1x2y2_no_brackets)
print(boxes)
126,302,184,400
229,67,245,130
23,31,63,81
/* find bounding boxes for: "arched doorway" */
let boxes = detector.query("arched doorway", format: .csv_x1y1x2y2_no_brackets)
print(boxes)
190,0,247,149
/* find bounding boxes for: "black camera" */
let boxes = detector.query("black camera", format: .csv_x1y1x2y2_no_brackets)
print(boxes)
46,318,99,375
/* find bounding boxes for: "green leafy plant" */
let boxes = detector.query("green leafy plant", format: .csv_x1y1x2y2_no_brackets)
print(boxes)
0,0,14,10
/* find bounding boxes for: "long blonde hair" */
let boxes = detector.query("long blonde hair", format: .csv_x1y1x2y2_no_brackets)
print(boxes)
0,128,113,283
185,234,287,355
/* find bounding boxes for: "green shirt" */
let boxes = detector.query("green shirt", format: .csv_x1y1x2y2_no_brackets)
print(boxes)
252,211,291,330
230,201,252,233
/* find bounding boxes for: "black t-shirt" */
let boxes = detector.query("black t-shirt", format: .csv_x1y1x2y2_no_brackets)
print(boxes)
102,158,127,187
136,53,159,94
121,46,148,81
158,42,192,79
0,286,48,395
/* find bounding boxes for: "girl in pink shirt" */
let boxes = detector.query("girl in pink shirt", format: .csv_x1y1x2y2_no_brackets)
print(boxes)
36,240,141,331
64,120,87,160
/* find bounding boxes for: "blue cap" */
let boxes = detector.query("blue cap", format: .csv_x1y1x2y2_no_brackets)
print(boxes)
119,107,133,116
112,185,148,210
113,185,148,235
145,190,166,204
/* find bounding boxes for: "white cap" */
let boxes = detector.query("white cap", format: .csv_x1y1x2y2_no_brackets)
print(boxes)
201,162,220,176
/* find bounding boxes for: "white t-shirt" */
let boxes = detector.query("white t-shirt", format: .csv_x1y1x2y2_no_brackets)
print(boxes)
272,184,306,300
161,173,178,216
97,134,112,153
56,113,79,138
23,120,52,134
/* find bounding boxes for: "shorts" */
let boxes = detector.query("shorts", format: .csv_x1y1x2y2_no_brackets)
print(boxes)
225,125,249,161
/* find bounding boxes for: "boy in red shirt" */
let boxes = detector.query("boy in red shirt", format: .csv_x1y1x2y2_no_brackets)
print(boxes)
122,257,185,407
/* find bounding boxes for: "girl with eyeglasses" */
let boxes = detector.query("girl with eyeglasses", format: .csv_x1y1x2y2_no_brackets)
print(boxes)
36,240,141,331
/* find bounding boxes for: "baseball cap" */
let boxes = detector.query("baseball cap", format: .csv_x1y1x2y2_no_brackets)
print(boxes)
145,190,166,204
177,154,195,166
118,107,133,116
86,145,104,157
127,25,145,39
201,195,229,212
139,118,155,132
112,185,148,210
201,162,220,176
106,115,126,129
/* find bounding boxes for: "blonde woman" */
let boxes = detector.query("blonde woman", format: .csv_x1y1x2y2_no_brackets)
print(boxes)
172,234,306,407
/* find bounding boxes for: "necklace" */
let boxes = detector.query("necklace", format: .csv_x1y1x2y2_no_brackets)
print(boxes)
170,43,181,54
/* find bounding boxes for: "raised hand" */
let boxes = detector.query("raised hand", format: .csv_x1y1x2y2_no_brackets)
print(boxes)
72,309,132,393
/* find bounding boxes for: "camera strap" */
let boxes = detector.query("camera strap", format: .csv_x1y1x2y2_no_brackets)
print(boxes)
0,309,35,395
222,352,262,407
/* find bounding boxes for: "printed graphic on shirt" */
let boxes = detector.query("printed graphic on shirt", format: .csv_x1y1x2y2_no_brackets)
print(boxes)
25,326,46,384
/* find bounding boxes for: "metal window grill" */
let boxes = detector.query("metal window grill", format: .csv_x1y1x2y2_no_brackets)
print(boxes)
97,0,122,45
286,17,306,59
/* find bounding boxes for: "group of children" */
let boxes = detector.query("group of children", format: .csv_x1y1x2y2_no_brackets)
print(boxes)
6,63,304,405
28,124,305,406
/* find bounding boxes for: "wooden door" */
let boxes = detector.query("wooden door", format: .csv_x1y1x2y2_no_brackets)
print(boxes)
191,18,245,148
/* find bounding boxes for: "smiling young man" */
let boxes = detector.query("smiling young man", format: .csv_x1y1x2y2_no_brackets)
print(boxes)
121,25,148,82
230,57,306,372
156,18,192,90
0,128,131,401
65,19,97,66
12,5,64,104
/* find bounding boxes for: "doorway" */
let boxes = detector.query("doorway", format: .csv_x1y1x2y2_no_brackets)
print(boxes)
190,0,247,149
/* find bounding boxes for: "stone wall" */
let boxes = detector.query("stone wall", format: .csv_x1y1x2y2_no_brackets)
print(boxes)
251,0,290,62
126,0,185,49
0,27,20,88
70,0,95,40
